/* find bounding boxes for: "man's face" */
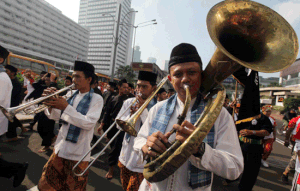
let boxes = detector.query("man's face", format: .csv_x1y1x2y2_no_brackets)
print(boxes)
158,92,168,101
98,81,101,86
44,77,51,86
128,87,132,93
72,71,91,90
137,80,155,100
65,79,72,86
119,83,129,95
263,110,272,117
169,62,201,100
25,69,31,76
0,58,4,64
5,68,13,79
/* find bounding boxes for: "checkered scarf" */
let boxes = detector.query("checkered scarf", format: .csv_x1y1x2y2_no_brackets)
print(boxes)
149,93,215,189
66,88,94,143
0,65,6,72
125,97,157,142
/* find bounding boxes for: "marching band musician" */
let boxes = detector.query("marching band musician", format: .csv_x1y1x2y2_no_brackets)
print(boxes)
133,43,243,191
117,71,157,191
38,61,103,191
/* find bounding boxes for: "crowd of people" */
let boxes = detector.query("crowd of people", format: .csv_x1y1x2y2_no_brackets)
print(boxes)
0,43,300,191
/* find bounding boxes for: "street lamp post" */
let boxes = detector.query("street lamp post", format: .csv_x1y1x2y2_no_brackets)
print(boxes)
103,5,137,82
131,20,157,64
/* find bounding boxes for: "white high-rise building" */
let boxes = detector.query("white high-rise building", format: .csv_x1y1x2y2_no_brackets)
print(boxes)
78,0,136,76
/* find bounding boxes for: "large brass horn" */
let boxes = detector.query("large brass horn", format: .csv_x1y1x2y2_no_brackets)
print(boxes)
143,0,298,183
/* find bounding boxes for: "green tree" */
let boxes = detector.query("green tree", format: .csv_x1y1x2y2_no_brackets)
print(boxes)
115,65,136,83
283,97,300,112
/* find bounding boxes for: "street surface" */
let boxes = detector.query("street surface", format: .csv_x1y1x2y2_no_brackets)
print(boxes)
0,112,295,191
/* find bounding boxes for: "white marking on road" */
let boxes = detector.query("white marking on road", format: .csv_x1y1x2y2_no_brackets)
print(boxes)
90,151,105,161
276,138,293,150
27,185,39,191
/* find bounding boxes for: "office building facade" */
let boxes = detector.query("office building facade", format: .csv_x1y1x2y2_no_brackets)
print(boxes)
79,0,135,76
0,0,89,70
133,46,142,62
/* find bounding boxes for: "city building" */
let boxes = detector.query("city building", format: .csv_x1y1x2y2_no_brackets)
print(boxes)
131,62,172,89
132,46,142,62
164,60,169,72
279,58,300,87
0,0,89,71
260,87,300,106
79,0,135,76
147,57,157,64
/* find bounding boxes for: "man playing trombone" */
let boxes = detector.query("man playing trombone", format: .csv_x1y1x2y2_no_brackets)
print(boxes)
133,43,243,191
117,71,157,191
38,61,103,191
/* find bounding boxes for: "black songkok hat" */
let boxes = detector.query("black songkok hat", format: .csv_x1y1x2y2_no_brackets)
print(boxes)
74,61,95,73
109,81,117,88
65,76,72,81
169,43,202,70
5,64,17,73
138,71,157,84
0,46,9,59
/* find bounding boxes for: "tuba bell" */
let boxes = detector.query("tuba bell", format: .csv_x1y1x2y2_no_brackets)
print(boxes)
143,0,299,183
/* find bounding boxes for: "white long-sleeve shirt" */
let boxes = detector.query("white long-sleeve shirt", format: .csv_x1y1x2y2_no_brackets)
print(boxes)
0,72,12,136
133,97,244,191
45,91,103,161
117,97,149,173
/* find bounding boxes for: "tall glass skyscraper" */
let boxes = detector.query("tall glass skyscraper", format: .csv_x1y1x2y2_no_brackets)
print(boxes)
78,0,135,76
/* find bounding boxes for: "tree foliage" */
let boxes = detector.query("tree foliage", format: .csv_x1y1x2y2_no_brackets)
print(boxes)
283,97,300,112
115,65,136,83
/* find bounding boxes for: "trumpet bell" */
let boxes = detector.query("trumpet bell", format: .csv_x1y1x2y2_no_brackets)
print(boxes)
0,106,14,122
115,119,138,137
207,0,298,73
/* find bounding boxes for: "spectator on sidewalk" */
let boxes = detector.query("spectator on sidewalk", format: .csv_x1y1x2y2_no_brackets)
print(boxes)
22,69,35,102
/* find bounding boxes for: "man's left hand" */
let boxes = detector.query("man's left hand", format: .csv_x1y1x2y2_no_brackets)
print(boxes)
44,96,68,110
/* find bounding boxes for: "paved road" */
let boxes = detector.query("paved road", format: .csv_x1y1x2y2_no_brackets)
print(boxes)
0,117,295,191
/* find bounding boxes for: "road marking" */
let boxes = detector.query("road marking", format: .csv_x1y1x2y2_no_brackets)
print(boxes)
90,151,105,161
27,185,38,191
275,138,293,150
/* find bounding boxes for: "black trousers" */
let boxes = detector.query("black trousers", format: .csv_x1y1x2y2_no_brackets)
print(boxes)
0,158,23,178
6,117,22,139
108,130,125,167
238,141,263,191
37,113,55,147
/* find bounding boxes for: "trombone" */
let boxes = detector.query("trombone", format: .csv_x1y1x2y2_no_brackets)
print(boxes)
0,84,75,122
72,76,169,176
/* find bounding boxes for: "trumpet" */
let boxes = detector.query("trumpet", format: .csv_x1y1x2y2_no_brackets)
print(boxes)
72,76,169,176
0,84,75,122
26,88,74,115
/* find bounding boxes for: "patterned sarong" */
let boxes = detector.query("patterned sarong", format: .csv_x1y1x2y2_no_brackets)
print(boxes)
118,161,144,191
262,138,274,160
38,151,89,191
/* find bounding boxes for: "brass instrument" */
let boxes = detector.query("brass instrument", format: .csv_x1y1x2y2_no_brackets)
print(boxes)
26,89,73,115
0,84,75,122
72,76,170,176
143,0,298,182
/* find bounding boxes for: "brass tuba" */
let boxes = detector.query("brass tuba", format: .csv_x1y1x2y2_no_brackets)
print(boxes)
143,0,299,182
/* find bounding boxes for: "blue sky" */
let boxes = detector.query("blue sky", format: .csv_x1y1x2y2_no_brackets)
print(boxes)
45,0,300,78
